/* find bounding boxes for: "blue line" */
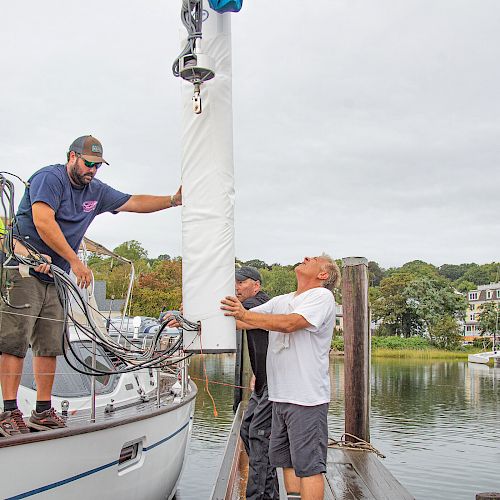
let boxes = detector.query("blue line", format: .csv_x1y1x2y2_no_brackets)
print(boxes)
6,461,120,499
144,419,190,451
6,419,191,499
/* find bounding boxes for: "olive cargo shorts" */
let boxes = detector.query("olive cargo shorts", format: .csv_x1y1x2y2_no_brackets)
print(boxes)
0,270,65,357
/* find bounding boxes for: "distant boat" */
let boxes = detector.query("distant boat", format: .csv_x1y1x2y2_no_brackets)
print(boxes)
468,351,500,365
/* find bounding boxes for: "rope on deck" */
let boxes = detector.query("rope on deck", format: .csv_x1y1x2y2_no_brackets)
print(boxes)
328,433,386,459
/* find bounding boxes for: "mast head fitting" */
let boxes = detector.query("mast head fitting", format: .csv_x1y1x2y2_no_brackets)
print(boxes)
179,53,215,84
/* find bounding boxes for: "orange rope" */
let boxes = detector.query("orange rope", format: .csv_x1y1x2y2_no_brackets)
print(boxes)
190,376,250,390
198,326,218,417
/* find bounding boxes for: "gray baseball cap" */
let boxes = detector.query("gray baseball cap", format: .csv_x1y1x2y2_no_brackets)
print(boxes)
68,135,109,165
235,266,262,282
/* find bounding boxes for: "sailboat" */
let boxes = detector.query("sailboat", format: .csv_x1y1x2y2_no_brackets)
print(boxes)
0,236,197,500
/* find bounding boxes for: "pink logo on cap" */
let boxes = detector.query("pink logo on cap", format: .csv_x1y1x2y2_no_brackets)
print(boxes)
82,201,98,213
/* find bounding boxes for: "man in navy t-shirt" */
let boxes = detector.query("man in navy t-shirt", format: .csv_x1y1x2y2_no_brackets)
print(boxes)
0,135,182,435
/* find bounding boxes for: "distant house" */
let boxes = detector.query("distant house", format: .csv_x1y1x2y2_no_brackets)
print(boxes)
93,281,125,315
335,303,343,330
463,282,500,339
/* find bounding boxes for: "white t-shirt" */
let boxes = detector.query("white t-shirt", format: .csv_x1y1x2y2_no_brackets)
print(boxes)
252,287,335,406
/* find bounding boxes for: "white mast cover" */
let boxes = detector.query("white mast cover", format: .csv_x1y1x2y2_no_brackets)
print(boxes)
181,7,236,352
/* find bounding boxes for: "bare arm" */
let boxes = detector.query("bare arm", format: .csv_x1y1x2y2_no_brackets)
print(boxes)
117,186,182,213
221,296,311,333
236,319,255,330
32,202,91,287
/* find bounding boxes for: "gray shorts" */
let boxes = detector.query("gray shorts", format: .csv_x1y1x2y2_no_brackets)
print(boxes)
0,270,65,357
269,401,329,477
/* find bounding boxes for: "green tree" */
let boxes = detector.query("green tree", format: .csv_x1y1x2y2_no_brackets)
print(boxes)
453,279,476,293
428,315,463,349
131,260,183,316
371,272,418,337
371,272,467,339
478,301,500,336
400,260,439,278
368,261,385,287
260,266,297,297
157,254,171,261
438,263,475,282
113,240,148,261
404,276,466,328
242,259,269,270
89,256,133,300
461,264,491,286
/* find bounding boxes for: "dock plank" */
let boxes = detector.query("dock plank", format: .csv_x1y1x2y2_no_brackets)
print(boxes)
211,403,245,500
326,448,414,500
325,461,376,500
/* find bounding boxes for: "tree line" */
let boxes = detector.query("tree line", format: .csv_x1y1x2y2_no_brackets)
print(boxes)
88,241,499,348
368,260,499,348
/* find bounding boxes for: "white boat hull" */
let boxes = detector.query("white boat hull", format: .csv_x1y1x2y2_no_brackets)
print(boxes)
468,351,500,364
2,385,196,500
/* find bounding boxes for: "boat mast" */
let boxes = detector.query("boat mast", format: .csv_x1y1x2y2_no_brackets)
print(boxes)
175,1,236,352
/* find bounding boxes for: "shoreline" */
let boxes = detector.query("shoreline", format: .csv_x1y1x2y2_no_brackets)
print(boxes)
330,347,484,360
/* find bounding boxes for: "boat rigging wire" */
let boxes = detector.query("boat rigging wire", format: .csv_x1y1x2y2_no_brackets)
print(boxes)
172,0,215,114
172,0,203,79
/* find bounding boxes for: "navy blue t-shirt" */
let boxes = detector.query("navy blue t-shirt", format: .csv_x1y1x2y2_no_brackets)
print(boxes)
15,164,131,279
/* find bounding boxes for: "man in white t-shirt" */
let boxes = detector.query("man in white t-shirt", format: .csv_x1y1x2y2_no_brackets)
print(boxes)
221,254,341,500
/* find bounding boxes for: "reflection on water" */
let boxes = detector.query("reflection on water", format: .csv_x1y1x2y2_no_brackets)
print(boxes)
177,355,500,499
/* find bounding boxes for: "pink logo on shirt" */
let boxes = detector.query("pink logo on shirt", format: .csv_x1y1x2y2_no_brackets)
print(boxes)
82,201,98,213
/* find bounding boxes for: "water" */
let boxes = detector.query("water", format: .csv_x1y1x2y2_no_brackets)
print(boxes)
177,355,500,499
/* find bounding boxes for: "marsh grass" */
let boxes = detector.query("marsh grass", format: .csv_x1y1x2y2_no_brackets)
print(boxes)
331,335,484,360
371,347,480,359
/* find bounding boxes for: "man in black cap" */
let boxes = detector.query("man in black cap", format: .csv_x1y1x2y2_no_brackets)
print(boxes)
0,135,182,436
235,266,279,499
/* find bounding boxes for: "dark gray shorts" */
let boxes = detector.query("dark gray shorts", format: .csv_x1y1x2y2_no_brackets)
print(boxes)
0,270,65,357
269,401,329,477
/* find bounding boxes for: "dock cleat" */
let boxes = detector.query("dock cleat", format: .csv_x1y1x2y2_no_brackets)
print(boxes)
27,407,67,431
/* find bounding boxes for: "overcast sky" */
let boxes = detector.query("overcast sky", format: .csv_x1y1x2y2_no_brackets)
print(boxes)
1,1,499,269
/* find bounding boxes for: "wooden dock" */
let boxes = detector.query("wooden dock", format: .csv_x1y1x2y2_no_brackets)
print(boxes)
322,448,413,500
211,403,413,500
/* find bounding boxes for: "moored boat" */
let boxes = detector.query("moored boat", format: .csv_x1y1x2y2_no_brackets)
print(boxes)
467,351,500,365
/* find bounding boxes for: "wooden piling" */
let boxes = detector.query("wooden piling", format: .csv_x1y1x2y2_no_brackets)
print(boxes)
342,257,370,443
476,494,500,500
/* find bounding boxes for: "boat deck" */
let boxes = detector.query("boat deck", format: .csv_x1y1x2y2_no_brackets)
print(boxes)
0,381,195,449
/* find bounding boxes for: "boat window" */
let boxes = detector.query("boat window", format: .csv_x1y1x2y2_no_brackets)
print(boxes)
118,439,144,473
119,443,139,464
20,343,119,397
83,355,111,388
77,341,117,394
